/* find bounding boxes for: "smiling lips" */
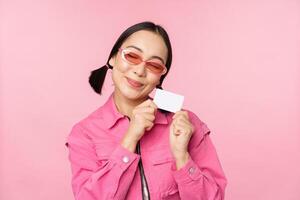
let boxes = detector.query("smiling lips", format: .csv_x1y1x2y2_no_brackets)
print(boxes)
126,77,144,88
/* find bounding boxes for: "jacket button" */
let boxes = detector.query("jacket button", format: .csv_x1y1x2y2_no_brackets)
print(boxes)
122,156,129,163
188,167,195,174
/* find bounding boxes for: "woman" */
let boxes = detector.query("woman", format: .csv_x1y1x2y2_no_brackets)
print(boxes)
65,21,227,200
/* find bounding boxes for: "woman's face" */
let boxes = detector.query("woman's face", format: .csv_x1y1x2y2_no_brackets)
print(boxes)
109,30,168,100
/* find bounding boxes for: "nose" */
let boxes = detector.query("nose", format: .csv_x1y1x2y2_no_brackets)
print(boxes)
133,62,147,76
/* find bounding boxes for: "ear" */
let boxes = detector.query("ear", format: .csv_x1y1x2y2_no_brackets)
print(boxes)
109,55,116,67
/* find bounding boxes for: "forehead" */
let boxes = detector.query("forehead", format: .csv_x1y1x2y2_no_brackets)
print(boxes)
121,30,168,61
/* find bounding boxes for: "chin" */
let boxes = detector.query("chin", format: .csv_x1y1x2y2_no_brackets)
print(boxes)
117,85,142,99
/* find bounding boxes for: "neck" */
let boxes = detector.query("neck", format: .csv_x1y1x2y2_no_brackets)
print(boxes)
113,89,149,119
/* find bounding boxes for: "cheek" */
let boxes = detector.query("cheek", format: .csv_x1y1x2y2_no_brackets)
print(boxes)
146,74,161,86
115,58,130,73
111,69,123,87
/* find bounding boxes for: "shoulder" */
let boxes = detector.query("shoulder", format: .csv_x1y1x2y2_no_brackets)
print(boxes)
65,105,106,146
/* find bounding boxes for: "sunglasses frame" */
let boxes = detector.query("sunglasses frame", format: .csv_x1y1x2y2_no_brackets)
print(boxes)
118,47,167,75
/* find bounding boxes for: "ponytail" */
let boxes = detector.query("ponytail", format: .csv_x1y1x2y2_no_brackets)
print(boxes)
88,64,113,95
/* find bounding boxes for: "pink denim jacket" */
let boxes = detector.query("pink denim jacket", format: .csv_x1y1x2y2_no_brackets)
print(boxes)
65,92,227,200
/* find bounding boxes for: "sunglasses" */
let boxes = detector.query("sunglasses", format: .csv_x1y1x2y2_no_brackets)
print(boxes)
118,47,167,75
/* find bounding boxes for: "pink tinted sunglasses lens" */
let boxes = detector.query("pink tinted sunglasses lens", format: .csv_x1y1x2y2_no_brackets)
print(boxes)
145,61,166,74
124,52,142,64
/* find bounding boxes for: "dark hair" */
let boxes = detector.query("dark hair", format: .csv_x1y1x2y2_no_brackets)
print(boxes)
89,21,172,114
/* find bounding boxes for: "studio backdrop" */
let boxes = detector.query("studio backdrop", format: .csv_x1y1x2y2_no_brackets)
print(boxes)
1,0,299,200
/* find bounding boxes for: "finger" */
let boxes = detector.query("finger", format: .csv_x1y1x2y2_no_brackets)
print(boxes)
174,123,189,135
175,116,195,134
135,106,156,115
170,123,179,136
172,110,189,119
136,99,151,108
174,123,187,131
146,98,158,109
176,123,194,137
174,119,190,128
145,121,154,131
173,125,182,136
173,123,183,135
173,115,190,123
142,113,156,122
133,112,155,124
136,100,158,116
172,111,180,119
137,99,158,110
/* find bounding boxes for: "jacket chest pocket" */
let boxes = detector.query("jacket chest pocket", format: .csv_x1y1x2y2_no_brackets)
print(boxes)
147,148,180,199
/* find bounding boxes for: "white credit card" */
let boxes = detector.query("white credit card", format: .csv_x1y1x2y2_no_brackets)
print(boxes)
153,88,184,113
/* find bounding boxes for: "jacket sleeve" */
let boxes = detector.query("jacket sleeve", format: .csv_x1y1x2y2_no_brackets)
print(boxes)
65,123,141,200
170,111,228,200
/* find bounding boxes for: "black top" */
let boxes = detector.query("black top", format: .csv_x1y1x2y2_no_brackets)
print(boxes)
136,141,150,200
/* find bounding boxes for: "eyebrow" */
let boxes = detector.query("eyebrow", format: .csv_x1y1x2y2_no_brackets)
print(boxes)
125,45,165,64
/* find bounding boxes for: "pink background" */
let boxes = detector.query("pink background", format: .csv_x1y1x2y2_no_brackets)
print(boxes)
1,0,300,199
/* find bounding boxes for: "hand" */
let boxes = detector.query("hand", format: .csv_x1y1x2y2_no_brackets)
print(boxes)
124,99,158,142
169,110,195,160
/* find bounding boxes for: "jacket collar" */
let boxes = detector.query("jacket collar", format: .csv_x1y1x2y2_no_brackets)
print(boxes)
98,92,169,129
